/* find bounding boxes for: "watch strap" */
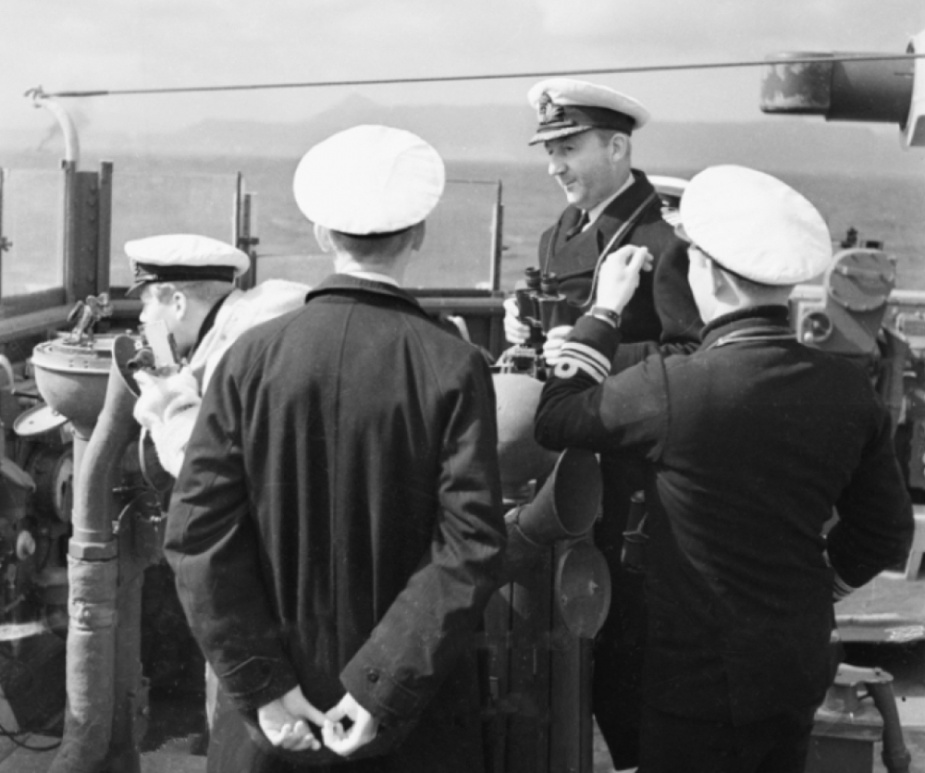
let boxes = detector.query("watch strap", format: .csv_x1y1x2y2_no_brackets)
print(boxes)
587,305,621,328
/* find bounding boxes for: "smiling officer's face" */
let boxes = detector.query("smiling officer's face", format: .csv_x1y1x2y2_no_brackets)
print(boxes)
544,129,627,211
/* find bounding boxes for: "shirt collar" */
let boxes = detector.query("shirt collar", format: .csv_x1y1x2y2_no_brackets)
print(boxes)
341,269,400,287
193,292,233,354
306,273,425,315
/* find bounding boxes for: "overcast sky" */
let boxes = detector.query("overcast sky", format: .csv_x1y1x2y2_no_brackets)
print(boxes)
5,0,925,140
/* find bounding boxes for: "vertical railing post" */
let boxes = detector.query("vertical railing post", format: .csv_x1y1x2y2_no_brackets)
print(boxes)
234,172,258,290
0,168,7,300
62,159,80,305
96,162,113,296
489,180,504,292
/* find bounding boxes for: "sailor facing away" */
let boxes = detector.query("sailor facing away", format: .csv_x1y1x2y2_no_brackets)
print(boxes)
165,125,506,772
128,233,310,478
535,165,914,773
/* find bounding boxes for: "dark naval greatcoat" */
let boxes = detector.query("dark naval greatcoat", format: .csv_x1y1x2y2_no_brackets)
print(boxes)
536,306,914,725
165,274,506,771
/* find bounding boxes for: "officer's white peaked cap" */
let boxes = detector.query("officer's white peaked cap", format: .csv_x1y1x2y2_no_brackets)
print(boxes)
293,125,445,236
678,165,833,286
527,78,650,145
124,234,250,297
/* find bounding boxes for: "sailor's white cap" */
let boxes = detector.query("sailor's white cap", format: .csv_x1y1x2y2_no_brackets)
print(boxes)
293,124,445,236
677,165,833,286
124,234,250,297
527,78,650,145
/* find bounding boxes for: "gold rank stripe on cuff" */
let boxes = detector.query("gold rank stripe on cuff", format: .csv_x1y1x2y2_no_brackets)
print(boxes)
552,342,610,383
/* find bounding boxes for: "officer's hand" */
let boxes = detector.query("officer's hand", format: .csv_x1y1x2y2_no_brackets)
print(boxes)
257,686,326,751
322,692,379,757
595,245,653,313
542,325,573,365
503,297,529,345
132,367,199,430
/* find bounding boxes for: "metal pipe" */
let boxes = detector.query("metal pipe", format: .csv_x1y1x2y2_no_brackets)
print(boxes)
50,343,139,773
868,680,912,773
28,93,80,165
25,92,84,303
759,51,914,125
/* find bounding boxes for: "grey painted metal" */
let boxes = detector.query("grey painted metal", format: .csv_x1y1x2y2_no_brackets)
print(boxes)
760,52,914,124
490,180,504,292
46,338,141,772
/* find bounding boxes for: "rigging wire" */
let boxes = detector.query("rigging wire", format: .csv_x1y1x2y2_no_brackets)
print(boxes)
29,52,924,100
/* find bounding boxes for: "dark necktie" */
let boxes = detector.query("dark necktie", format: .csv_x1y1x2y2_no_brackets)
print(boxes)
565,210,589,241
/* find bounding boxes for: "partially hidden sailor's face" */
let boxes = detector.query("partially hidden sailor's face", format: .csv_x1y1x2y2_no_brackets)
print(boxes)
687,245,720,323
138,284,182,336
545,129,624,212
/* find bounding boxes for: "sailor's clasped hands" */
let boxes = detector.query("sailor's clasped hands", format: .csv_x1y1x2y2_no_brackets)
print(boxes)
257,686,380,757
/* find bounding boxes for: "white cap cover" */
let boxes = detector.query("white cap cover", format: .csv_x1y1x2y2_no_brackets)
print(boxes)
527,77,650,144
124,234,250,296
293,124,445,235
679,165,833,285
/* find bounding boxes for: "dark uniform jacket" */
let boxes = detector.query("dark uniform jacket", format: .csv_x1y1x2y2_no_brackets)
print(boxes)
164,274,506,768
535,305,914,724
538,169,703,767
538,168,701,348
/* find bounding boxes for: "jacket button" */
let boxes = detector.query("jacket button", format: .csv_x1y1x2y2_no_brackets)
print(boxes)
367,670,379,683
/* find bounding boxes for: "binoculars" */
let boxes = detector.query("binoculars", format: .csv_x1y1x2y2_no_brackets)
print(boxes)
514,268,573,350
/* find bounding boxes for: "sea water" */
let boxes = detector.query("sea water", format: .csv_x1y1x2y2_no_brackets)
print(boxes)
0,153,923,295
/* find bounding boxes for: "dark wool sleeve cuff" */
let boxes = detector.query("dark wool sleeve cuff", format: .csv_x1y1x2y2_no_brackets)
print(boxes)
219,655,300,713
341,657,427,721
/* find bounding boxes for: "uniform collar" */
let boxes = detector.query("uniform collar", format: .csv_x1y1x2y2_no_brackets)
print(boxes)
193,292,233,354
341,269,399,286
592,169,657,227
306,273,423,312
699,305,792,350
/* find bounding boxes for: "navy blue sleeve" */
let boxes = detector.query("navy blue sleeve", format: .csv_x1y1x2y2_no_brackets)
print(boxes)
535,315,668,460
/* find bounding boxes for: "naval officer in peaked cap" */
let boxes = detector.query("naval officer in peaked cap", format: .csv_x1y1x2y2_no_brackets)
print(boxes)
127,233,310,478
127,233,309,743
535,165,913,773
505,77,701,359
164,125,505,771
507,77,703,770
125,233,309,740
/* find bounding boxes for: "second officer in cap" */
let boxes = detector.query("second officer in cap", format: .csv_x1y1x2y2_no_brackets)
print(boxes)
127,233,310,478
506,77,703,770
127,234,310,739
164,126,505,771
535,165,913,773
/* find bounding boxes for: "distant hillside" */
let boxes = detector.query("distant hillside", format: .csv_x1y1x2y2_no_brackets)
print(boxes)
2,95,922,177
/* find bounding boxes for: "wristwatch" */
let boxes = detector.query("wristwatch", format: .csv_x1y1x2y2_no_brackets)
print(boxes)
586,305,621,328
